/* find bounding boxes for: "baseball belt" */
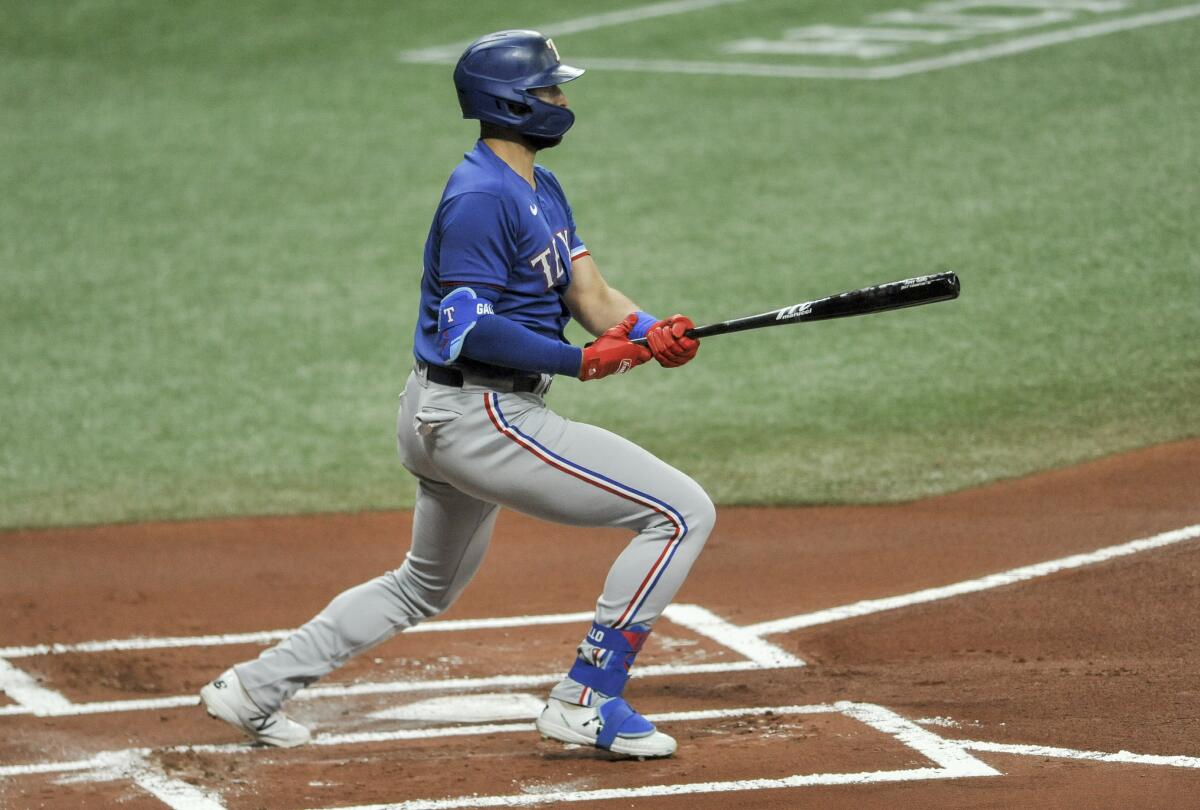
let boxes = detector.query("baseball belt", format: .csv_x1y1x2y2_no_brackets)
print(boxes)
417,361,551,396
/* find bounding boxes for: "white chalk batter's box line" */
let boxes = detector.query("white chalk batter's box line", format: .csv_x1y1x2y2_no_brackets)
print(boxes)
0,604,802,719
0,702,1001,806
396,0,1200,80
3,524,1200,810
1,523,1198,721
6,702,1200,810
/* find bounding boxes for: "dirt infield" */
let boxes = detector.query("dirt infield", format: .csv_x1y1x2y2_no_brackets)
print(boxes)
2,440,1199,808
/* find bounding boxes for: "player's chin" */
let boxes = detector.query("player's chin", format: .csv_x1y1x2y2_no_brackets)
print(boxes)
523,133,564,151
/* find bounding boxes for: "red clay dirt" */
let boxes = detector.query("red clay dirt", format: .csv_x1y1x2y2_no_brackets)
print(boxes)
1,439,1198,808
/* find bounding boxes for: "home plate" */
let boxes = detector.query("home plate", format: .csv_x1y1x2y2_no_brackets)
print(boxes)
368,692,546,723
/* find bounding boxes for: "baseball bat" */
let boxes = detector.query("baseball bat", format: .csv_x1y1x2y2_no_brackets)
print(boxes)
631,271,960,345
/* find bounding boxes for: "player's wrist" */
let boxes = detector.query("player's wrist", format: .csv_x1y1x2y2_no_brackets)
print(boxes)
578,314,653,381
626,311,659,342
559,345,585,378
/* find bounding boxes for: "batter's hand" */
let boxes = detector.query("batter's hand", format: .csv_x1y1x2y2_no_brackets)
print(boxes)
646,314,699,368
579,314,653,381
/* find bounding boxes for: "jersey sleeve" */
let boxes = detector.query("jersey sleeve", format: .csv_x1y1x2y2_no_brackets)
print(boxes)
437,192,514,289
539,167,589,262
567,203,589,263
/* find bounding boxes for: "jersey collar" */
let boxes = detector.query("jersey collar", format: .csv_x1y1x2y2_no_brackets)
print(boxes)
476,139,538,191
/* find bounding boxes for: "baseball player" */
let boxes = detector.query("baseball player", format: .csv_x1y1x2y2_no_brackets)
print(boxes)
201,30,713,758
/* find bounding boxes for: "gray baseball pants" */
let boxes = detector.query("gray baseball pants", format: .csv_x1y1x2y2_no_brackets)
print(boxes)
237,368,715,712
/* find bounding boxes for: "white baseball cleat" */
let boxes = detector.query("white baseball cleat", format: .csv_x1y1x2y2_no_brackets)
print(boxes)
536,696,677,758
199,668,311,748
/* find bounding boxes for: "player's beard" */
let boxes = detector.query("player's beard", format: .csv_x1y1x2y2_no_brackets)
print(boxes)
523,133,563,151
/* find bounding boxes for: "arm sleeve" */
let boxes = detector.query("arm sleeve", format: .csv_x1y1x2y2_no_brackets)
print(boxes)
438,192,514,289
460,313,583,377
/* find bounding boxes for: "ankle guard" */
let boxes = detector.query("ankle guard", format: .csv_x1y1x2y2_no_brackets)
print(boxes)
567,622,650,698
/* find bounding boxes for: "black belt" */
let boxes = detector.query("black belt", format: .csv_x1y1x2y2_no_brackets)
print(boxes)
421,362,543,394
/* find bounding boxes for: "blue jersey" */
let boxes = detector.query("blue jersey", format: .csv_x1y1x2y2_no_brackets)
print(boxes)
413,140,589,367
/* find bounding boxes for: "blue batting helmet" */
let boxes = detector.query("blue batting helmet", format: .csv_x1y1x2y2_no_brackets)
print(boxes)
453,30,584,139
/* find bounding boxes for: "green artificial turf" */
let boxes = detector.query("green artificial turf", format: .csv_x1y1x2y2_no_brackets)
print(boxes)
2,1,1197,527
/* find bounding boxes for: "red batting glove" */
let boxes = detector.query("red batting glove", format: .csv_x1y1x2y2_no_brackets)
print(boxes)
579,313,653,381
646,314,699,368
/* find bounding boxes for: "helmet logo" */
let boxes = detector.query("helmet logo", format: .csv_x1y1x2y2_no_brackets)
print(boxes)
546,38,561,63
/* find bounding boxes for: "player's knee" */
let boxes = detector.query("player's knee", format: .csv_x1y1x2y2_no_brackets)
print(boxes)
386,565,457,621
681,489,716,546
422,580,470,617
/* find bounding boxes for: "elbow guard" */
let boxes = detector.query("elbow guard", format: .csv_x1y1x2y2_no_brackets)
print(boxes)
437,287,494,364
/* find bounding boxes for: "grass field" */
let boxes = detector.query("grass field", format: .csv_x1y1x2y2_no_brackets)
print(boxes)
2,0,1197,529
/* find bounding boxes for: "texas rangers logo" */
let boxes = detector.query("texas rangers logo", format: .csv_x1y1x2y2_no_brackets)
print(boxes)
529,229,572,289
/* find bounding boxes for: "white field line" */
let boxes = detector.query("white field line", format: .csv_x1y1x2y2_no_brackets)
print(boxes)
1,701,997,796
318,771,963,810
292,660,763,700
0,694,197,718
865,2,1200,78
0,604,770,718
0,661,766,719
565,56,884,80
0,631,293,659
0,657,73,714
306,702,997,810
662,603,805,667
960,739,1200,769
0,751,134,778
125,754,227,810
0,704,844,775
12,708,1200,781
9,711,1200,804
0,611,595,659
539,0,750,37
305,730,1200,810
416,3,1200,81
399,0,750,61
7,520,1199,716
211,703,846,753
837,702,996,776
366,692,548,723
745,523,1200,637
17,750,227,810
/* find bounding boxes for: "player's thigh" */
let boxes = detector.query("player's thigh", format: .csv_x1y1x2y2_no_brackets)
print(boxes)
436,392,709,533
409,476,498,562
401,475,499,610
397,380,501,587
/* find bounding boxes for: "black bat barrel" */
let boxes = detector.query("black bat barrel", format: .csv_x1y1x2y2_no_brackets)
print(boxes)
662,271,960,342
